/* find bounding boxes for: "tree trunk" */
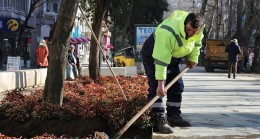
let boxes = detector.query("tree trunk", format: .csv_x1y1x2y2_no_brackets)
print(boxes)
120,0,133,48
232,1,260,72
206,1,217,38
215,0,220,39
220,0,224,39
236,0,243,33
234,0,254,48
252,37,260,72
199,0,208,46
43,0,78,105
227,0,233,39
250,1,260,72
251,36,260,72
89,0,111,80
233,0,246,47
200,0,208,15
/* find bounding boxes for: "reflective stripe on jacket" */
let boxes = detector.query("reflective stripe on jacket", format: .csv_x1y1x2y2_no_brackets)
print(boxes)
152,10,205,80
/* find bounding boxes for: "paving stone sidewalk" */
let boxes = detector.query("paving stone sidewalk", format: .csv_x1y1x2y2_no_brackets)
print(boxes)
153,67,260,139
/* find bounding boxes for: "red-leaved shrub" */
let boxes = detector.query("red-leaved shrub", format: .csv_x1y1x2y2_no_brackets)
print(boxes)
0,75,150,132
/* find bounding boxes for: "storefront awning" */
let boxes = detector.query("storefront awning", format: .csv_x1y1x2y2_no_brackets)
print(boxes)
70,37,90,44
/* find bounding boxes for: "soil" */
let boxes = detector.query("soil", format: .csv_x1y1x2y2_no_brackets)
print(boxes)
0,118,151,138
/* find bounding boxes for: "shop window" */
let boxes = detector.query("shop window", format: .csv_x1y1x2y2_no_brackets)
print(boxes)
17,0,25,11
3,0,9,7
0,38,15,69
53,3,58,13
45,0,59,13
46,1,51,12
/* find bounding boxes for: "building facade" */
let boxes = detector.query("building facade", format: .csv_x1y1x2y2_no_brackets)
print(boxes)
0,0,35,70
0,0,112,70
0,0,61,70
34,0,61,67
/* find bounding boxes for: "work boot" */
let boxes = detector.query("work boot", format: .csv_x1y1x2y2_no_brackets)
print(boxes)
151,115,174,134
167,114,191,127
233,75,235,79
228,74,230,78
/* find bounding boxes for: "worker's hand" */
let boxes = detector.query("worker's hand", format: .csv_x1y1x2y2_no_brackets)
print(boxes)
156,80,166,97
186,61,197,69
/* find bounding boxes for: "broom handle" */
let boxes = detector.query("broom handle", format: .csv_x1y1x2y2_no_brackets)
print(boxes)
113,67,189,139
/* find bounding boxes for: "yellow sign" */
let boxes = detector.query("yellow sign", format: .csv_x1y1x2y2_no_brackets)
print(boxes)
7,19,19,31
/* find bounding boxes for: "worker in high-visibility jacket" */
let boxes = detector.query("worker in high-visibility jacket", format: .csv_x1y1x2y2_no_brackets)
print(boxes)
141,10,205,134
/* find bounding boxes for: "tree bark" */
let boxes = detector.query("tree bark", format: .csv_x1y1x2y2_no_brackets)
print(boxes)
236,0,243,33
251,1,260,72
120,0,133,48
199,0,208,46
89,0,111,80
43,0,78,105
232,1,260,72
215,0,220,39
235,0,254,48
206,1,217,38
227,0,233,39
251,36,260,72
200,0,208,15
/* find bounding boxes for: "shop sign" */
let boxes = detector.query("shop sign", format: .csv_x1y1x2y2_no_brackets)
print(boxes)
0,18,21,33
7,56,21,71
135,24,156,50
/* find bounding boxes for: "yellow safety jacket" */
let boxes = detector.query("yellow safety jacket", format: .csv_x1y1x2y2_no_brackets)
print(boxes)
152,10,205,80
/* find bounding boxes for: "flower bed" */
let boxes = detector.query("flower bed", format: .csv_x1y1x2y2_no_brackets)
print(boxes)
0,76,151,138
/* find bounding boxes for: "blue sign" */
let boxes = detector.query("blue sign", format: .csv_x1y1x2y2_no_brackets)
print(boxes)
135,24,156,50
71,25,80,37
0,18,20,32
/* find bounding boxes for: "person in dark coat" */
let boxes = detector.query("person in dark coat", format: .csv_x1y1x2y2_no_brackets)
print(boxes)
225,39,241,79
68,45,82,78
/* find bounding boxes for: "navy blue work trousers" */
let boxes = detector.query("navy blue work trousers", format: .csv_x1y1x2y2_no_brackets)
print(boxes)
142,53,184,116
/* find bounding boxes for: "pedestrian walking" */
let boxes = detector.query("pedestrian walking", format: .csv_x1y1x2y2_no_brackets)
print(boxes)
225,39,241,79
141,10,205,134
36,39,49,68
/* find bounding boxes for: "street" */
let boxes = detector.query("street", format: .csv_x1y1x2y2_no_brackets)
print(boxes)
153,66,260,138
0,65,259,138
